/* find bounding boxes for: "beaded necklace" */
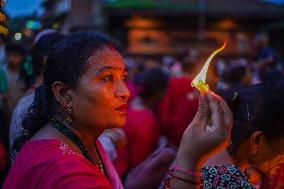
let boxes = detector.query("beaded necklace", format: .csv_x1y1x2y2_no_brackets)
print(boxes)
50,118,105,174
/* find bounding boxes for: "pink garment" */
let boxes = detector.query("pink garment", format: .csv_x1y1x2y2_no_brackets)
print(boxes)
114,107,160,176
126,81,138,103
3,139,123,189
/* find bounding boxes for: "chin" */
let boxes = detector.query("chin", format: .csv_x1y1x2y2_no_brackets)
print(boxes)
115,121,126,128
109,119,126,128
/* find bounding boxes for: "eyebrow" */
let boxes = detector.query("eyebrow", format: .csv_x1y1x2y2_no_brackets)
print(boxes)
96,66,128,74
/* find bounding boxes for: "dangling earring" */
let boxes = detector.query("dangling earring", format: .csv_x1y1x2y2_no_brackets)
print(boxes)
65,104,73,123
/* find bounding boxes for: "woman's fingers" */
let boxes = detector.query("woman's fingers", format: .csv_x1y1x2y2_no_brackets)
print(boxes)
206,92,223,130
193,94,209,126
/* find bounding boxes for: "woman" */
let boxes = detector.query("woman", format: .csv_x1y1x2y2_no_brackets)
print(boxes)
202,83,284,188
3,32,232,189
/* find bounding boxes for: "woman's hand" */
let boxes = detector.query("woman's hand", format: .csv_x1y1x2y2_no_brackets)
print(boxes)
176,91,233,170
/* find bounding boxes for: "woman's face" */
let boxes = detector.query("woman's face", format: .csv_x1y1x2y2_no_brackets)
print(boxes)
70,47,130,130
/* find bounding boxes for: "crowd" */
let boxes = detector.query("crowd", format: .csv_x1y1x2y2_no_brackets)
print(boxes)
0,30,283,188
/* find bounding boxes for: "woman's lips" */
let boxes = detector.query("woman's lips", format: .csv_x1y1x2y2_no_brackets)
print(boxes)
115,104,127,113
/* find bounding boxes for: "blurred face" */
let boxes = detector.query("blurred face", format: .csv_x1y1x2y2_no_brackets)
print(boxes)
7,52,24,70
70,47,130,130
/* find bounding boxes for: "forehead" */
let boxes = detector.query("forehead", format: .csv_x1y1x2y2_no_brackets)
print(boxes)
86,47,125,72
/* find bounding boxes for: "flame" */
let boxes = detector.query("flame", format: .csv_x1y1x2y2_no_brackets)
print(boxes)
191,40,227,93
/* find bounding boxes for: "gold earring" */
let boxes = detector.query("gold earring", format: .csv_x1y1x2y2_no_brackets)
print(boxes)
65,105,73,123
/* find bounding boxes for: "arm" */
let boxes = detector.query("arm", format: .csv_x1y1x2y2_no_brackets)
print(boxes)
163,92,233,189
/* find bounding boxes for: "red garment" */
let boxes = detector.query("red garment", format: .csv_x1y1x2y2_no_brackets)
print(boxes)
158,77,199,146
114,108,160,176
3,139,122,189
263,163,284,189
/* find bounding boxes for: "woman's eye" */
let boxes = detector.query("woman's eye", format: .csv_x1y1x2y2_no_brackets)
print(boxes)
103,75,113,82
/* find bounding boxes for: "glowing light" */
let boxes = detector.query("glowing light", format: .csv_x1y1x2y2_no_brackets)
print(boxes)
0,25,8,35
0,12,7,22
25,20,42,30
191,40,227,93
14,33,22,40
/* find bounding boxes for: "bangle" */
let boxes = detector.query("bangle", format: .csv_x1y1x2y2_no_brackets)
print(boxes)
160,174,177,189
170,162,201,177
168,171,201,185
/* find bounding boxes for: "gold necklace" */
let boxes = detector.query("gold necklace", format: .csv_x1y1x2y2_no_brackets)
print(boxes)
51,119,106,175
94,145,106,175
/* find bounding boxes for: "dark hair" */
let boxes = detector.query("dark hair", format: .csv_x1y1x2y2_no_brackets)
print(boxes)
181,58,197,73
13,32,121,154
138,68,169,100
5,43,27,55
221,83,284,156
18,32,65,91
226,64,248,84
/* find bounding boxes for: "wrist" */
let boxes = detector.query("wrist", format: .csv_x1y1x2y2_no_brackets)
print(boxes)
175,149,203,171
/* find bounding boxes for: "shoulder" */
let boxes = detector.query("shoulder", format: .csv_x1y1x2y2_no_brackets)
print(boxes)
8,140,112,189
201,165,255,189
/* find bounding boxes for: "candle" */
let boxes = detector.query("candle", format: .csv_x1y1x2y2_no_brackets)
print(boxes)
191,40,227,94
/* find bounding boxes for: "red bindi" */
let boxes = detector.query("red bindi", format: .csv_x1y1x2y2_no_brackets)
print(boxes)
107,44,116,51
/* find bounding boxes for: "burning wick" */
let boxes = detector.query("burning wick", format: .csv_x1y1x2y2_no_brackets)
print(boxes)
191,40,227,94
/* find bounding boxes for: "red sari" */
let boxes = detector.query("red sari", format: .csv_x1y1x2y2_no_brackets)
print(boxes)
3,139,123,189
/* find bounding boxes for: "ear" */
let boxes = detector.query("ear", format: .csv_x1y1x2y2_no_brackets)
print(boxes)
52,81,72,108
248,131,265,156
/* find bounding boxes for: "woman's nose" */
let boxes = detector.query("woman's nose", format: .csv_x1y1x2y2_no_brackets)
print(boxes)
115,80,130,99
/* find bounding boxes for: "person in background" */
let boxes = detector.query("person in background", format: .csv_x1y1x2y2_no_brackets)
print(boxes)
114,68,169,177
216,60,252,94
253,33,282,83
202,83,284,188
2,43,27,112
158,59,199,146
0,65,8,108
9,30,65,158
0,65,8,188
3,32,233,189
0,34,7,65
